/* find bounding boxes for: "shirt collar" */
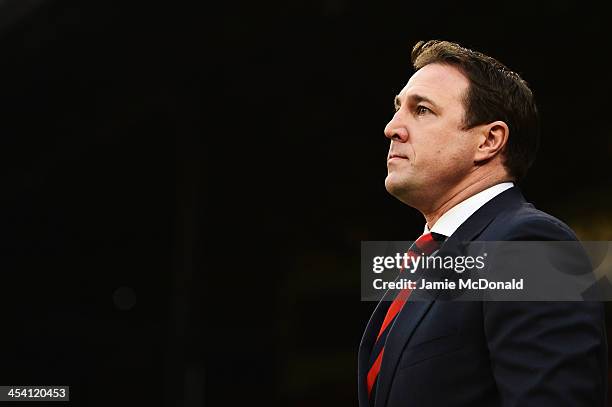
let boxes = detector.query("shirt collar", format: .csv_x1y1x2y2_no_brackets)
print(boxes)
423,182,514,237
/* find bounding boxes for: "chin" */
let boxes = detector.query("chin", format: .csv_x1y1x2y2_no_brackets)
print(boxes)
385,174,408,197
385,174,423,207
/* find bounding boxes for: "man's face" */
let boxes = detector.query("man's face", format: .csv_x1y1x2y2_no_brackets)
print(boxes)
384,63,481,207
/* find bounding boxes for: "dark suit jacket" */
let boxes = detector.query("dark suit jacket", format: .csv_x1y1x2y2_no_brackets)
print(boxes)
358,186,608,407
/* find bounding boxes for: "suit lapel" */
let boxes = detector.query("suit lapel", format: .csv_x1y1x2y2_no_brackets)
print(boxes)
372,294,438,407
358,286,395,406
370,235,469,407
369,236,468,407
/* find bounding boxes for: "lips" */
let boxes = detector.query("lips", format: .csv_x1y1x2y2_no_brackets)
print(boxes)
388,153,408,160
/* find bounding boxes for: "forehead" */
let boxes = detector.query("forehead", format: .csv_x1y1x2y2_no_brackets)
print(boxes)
398,63,469,106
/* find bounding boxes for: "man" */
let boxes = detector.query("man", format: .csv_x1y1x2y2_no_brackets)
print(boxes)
358,40,607,406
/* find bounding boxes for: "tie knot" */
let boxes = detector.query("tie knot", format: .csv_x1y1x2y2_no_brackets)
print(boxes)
414,232,446,255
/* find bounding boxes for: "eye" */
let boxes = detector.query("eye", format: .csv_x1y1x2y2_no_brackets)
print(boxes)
415,105,431,116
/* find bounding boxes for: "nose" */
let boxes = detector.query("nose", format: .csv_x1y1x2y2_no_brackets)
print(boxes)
384,114,408,142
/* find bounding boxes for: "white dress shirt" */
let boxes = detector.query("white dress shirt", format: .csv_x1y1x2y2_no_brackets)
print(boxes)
423,182,514,237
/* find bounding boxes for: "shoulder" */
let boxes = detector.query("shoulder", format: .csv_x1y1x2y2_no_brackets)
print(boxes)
482,200,578,242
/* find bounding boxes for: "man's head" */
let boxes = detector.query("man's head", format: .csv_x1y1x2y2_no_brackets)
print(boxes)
384,40,539,211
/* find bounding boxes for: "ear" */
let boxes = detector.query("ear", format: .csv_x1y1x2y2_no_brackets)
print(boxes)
474,121,509,164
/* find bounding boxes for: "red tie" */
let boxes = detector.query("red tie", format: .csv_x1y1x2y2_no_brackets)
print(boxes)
366,232,445,399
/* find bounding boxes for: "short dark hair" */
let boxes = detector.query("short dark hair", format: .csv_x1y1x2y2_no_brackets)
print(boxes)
411,40,540,182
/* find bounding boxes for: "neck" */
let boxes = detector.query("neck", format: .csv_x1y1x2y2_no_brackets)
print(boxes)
422,170,512,230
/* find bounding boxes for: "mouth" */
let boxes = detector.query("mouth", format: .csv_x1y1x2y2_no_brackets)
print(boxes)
387,153,408,162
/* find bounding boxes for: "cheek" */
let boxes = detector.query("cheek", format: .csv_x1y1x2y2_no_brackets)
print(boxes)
424,137,473,172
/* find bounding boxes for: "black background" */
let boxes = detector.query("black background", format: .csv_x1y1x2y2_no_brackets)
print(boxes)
1,0,611,406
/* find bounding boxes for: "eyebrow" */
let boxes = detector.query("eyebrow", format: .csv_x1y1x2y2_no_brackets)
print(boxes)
394,94,439,111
